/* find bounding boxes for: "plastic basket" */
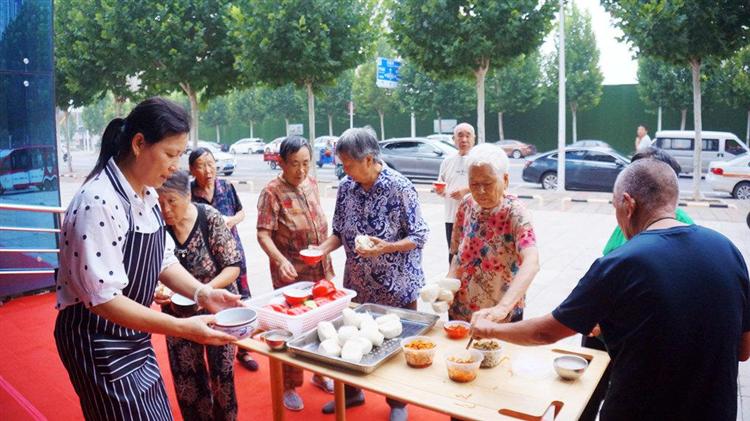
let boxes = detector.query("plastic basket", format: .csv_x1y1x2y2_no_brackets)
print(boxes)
244,281,357,336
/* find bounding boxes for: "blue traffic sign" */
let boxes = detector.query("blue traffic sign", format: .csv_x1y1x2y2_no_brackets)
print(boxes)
376,57,401,89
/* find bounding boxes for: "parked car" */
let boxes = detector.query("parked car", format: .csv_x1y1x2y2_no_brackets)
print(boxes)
653,130,749,174
379,137,457,179
182,141,236,175
264,137,284,169
0,145,58,194
230,137,265,154
706,153,750,199
426,134,453,145
522,147,630,192
570,139,613,150
493,139,537,159
314,136,338,167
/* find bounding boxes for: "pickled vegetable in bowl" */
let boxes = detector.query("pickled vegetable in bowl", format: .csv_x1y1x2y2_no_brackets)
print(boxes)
401,336,437,368
472,339,504,368
443,320,471,339
445,349,483,382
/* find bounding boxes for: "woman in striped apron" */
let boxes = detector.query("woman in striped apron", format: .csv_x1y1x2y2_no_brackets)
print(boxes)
54,97,241,420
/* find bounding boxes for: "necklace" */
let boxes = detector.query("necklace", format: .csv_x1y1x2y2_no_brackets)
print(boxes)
644,216,676,231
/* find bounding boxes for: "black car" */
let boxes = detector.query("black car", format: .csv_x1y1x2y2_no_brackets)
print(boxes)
522,147,630,192
379,137,457,179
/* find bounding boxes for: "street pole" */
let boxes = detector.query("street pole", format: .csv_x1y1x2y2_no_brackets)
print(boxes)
556,0,566,193
410,112,416,137
348,101,354,129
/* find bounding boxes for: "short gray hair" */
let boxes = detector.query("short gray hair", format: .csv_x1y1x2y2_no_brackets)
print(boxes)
467,143,509,178
614,159,678,212
157,169,191,196
335,127,381,161
453,122,475,137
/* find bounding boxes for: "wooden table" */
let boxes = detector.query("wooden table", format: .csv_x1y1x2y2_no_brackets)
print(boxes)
237,324,610,421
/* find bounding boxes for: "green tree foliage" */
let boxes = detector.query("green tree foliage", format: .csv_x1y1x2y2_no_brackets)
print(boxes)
718,46,750,142
316,70,354,136
264,85,306,135
353,60,399,140
80,94,119,138
389,0,555,142
486,53,544,142
545,4,603,142
229,0,375,156
637,56,693,129
229,87,269,139
202,96,230,143
397,63,473,133
602,0,750,198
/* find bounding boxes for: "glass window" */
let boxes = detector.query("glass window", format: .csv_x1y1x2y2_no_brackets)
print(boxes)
565,150,587,160
725,139,746,156
415,142,438,154
384,141,418,155
585,151,617,163
702,138,719,152
669,138,693,150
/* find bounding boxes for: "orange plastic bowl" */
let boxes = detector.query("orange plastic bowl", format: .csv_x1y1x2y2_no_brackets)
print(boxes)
300,248,324,265
433,181,446,195
443,320,471,339
283,289,310,306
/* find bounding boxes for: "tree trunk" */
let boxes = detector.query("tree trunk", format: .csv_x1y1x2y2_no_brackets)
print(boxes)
114,98,124,117
498,112,505,142
180,82,199,148
474,59,490,143
285,118,289,136
680,109,687,130
306,82,317,177
658,106,662,131
215,125,220,143
328,114,333,136
64,110,73,173
250,121,254,138
437,114,442,134
690,58,703,201
378,110,385,141
570,103,578,143
410,112,416,137
746,109,749,143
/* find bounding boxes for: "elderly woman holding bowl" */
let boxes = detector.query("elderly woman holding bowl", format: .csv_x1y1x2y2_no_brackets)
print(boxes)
256,136,335,411
154,170,242,420
447,143,539,325
316,127,429,421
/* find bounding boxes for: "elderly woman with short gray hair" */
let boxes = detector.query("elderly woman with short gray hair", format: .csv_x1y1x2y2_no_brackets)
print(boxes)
317,127,429,420
446,144,540,325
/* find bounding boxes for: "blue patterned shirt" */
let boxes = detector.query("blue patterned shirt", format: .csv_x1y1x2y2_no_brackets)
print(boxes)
333,167,429,307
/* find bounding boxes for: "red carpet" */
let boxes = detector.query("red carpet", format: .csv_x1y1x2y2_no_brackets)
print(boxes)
0,293,447,420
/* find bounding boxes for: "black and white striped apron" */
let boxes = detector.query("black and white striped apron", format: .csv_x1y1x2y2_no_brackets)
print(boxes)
54,169,173,421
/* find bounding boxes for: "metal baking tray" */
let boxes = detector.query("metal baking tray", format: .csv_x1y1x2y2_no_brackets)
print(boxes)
286,303,439,373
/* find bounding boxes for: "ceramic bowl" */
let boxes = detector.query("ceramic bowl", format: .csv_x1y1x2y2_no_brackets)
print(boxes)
261,329,294,351
213,307,257,339
300,248,324,265
282,289,310,306
553,355,588,380
170,293,197,314
433,181,446,194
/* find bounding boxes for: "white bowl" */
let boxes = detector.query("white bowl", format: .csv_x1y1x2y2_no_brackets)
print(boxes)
214,308,257,339
170,293,195,307
553,355,588,380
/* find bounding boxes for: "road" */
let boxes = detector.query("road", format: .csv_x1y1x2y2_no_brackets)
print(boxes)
60,150,733,200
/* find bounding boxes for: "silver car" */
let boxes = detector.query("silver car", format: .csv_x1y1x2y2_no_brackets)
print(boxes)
379,137,457,179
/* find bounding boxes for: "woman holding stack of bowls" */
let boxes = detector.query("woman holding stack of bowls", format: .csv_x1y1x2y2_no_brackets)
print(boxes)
53,97,240,420
256,136,335,411
316,127,429,421
447,143,540,325
154,170,242,420
189,147,259,372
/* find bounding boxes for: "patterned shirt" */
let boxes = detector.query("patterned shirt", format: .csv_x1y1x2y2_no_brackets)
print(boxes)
257,176,334,288
449,194,537,322
333,167,429,307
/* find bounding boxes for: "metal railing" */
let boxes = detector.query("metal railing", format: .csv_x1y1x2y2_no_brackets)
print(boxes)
0,203,65,276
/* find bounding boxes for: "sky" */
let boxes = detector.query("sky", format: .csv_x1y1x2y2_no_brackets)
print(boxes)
541,0,639,85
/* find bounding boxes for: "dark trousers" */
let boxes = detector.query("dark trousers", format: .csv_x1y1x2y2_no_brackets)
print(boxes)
579,335,610,421
342,300,418,410
445,222,454,265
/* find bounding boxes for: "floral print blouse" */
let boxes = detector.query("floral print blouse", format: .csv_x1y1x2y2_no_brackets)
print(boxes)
256,175,334,288
166,204,241,298
333,166,429,307
449,194,537,322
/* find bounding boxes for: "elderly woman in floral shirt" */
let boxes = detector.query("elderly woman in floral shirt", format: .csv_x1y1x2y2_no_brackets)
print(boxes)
317,127,429,421
448,143,539,325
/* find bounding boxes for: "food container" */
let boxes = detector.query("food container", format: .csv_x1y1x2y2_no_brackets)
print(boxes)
213,307,257,339
261,329,294,351
282,289,310,306
299,248,324,265
445,349,483,383
400,336,437,368
472,339,503,368
170,293,197,315
245,282,357,336
553,355,588,380
433,181,446,195
443,320,471,339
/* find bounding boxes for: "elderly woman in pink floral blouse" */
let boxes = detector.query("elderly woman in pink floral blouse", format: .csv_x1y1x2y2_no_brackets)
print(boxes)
446,144,539,324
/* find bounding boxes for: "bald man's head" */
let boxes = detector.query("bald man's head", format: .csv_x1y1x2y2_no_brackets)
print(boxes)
613,159,679,237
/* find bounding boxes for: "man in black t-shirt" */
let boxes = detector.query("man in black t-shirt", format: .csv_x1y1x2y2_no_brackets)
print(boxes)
472,159,750,421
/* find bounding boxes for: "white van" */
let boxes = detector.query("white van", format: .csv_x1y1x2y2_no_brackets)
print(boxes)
653,130,749,174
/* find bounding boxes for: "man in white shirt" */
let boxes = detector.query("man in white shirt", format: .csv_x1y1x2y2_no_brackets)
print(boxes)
437,123,476,263
635,124,652,151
